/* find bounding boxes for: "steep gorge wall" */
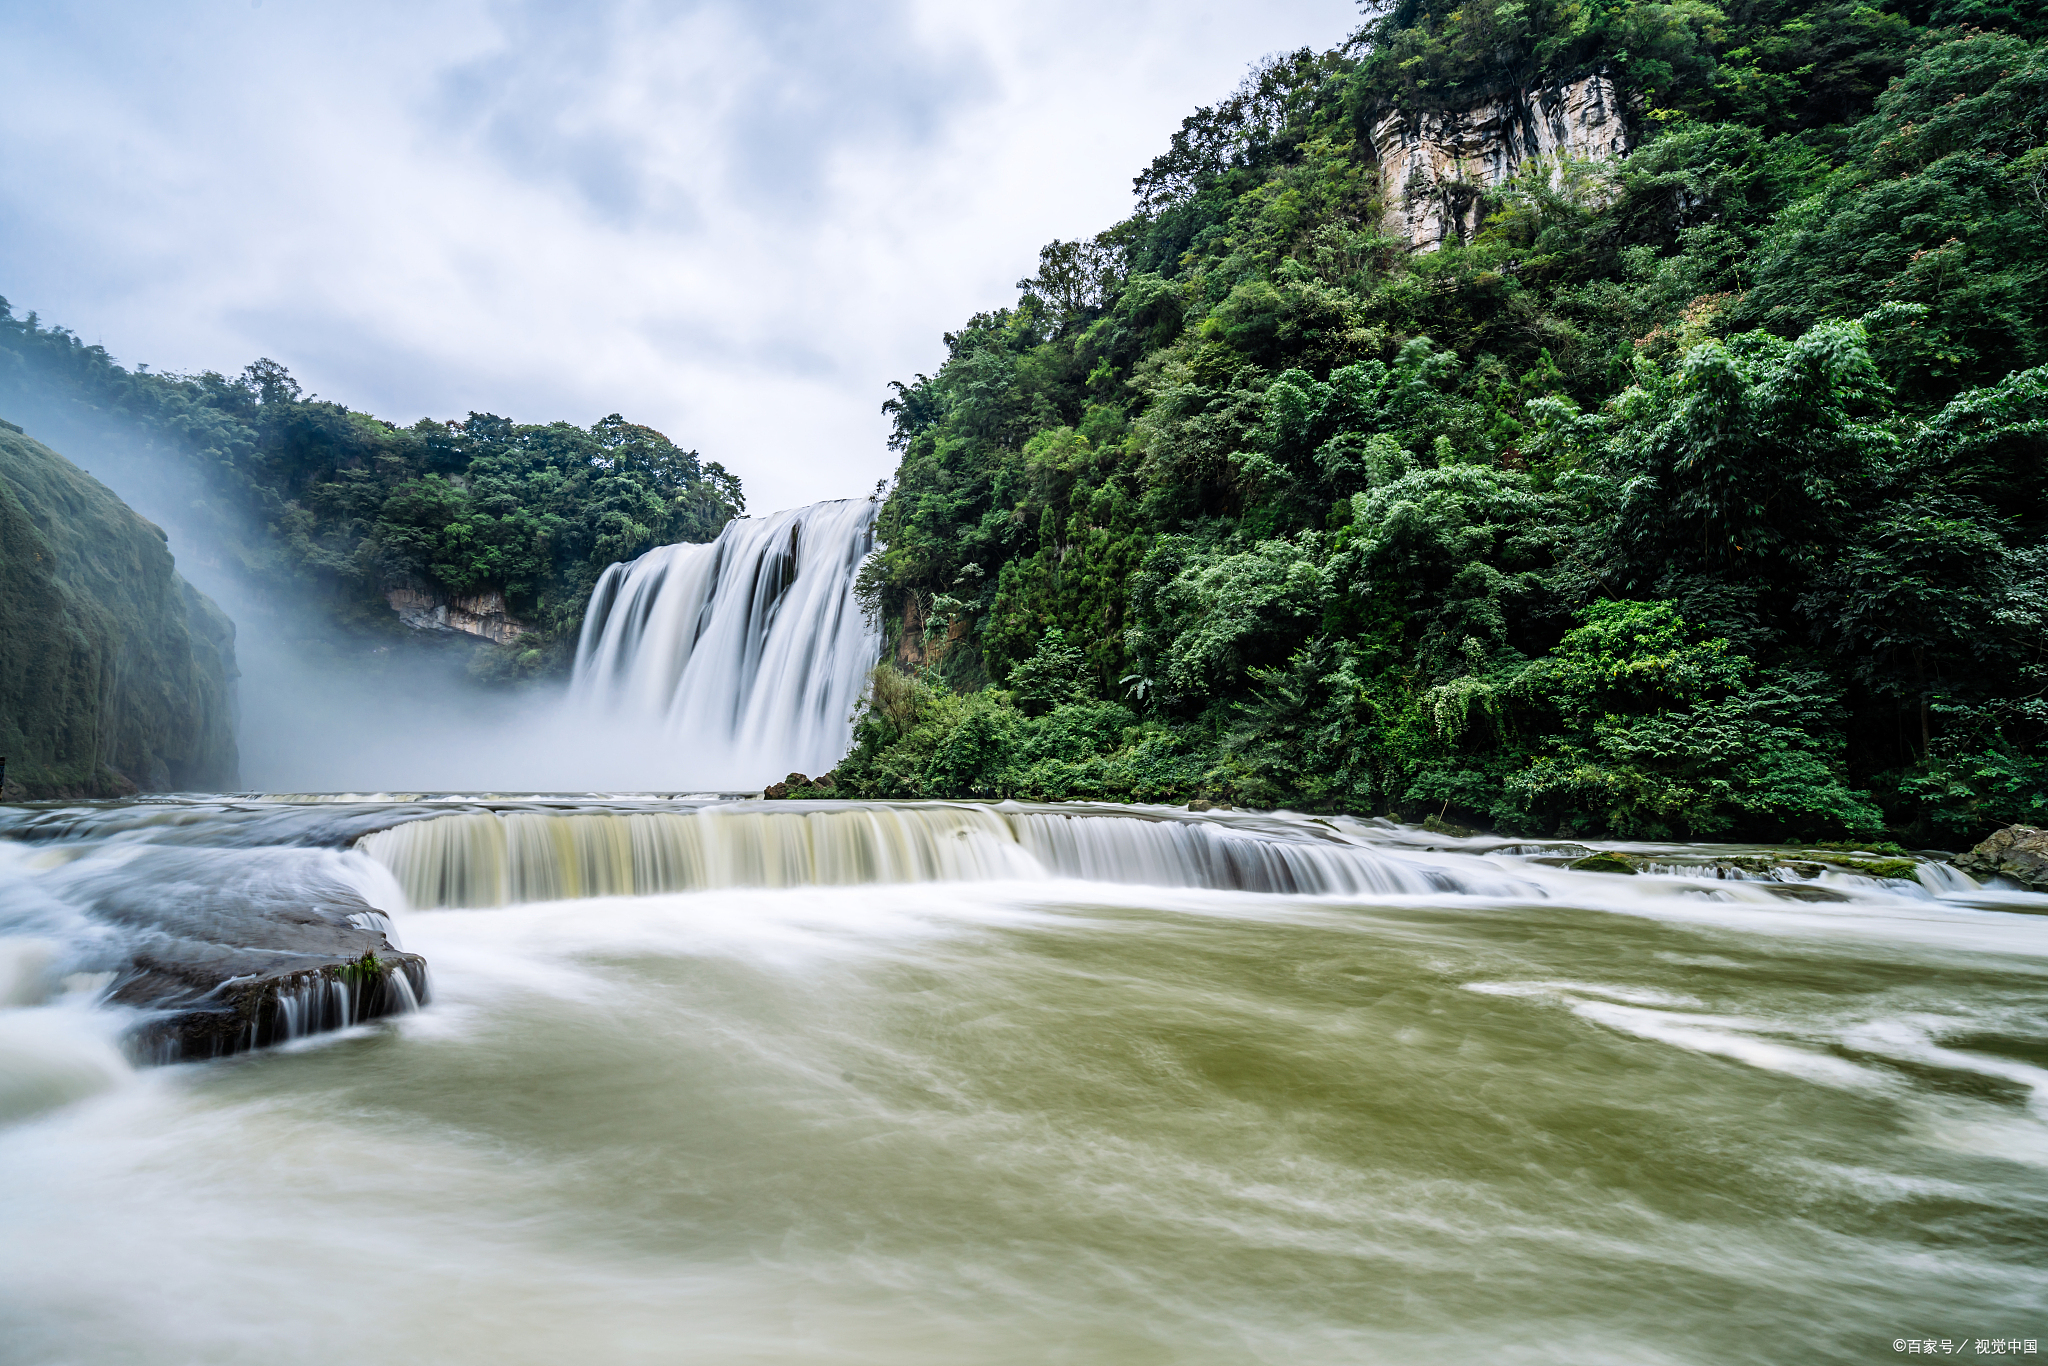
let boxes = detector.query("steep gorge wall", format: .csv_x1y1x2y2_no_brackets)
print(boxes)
1370,74,1628,251
0,421,238,796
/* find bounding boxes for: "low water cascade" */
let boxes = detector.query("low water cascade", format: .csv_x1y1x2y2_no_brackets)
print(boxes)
355,802,1523,908
1006,810,1464,896
357,804,1042,908
569,499,881,784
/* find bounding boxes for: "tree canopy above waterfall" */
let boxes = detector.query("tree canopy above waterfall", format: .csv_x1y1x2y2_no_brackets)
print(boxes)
844,8,2048,846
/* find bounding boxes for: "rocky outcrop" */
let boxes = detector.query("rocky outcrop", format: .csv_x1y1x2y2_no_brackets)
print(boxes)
50,840,429,1061
1370,74,1629,252
765,771,837,799
894,595,969,669
129,947,428,1061
0,420,238,796
386,585,529,645
1956,825,2048,892
1,803,433,1062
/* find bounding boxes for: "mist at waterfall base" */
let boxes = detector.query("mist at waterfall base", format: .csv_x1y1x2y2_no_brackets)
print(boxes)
2,795,2046,1363
243,498,878,793
274,497,879,793
231,497,883,793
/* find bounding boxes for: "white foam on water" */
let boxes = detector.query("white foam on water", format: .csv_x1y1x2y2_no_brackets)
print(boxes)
0,860,2043,1362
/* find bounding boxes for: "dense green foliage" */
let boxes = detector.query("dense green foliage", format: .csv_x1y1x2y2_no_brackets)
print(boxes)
843,12,2048,844
0,422,237,796
0,308,741,674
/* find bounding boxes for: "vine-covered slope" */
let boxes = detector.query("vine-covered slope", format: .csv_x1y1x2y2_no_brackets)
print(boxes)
841,6,2048,844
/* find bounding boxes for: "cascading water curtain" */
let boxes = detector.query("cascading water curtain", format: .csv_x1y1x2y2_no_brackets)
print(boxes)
569,499,883,786
354,805,1491,909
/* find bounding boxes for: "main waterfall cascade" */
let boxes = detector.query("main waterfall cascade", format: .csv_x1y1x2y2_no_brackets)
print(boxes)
570,499,881,785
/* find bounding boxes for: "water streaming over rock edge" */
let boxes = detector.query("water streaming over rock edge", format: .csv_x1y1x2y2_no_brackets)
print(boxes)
352,801,1528,907
569,499,881,784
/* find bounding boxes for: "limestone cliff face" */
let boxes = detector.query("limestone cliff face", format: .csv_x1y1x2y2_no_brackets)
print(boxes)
385,585,529,645
0,420,238,796
1370,74,1628,252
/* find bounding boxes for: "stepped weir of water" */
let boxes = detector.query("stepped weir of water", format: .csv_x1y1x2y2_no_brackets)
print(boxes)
354,802,1522,908
569,498,881,785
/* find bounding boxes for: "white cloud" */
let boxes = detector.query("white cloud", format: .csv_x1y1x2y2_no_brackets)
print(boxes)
0,0,1363,514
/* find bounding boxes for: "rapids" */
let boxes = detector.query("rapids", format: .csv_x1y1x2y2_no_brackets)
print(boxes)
1,794,2045,1363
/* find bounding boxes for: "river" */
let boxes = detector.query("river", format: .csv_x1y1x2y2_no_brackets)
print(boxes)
0,796,2042,1363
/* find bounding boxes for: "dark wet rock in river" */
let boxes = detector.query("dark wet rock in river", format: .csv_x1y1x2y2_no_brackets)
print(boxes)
124,933,426,1063
1956,826,2048,892
14,833,429,1062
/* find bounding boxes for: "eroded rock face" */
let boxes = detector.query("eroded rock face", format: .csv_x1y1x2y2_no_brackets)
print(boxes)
1956,826,2048,892
386,585,529,645
1370,74,1628,252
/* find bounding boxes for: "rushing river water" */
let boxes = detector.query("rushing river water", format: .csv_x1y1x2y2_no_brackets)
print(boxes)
0,797,2044,1364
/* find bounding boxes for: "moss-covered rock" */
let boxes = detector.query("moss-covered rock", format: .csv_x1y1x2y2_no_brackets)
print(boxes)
1568,852,1638,875
1822,857,1922,881
0,421,237,796
766,771,840,799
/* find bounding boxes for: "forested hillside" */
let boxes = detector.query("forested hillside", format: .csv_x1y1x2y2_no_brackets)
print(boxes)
0,422,237,796
0,306,742,676
839,2,2048,845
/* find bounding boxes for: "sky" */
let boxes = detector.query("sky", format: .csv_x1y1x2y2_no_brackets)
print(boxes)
0,0,1365,516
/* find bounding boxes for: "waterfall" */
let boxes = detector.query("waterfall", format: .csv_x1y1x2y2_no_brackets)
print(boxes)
1004,812,1444,895
570,499,881,785
355,804,1519,909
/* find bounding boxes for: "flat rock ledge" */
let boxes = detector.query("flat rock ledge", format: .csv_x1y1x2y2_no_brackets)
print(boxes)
75,869,433,1064
1956,825,2048,893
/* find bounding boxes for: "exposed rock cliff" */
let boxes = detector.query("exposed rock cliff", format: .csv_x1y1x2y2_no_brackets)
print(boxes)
1370,74,1629,251
385,585,530,645
0,420,238,796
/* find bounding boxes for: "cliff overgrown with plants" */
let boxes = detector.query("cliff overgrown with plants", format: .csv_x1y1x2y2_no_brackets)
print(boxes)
0,422,237,796
840,4,2048,845
0,311,742,679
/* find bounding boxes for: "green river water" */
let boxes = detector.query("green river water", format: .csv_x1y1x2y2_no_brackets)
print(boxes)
0,806,2043,1364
